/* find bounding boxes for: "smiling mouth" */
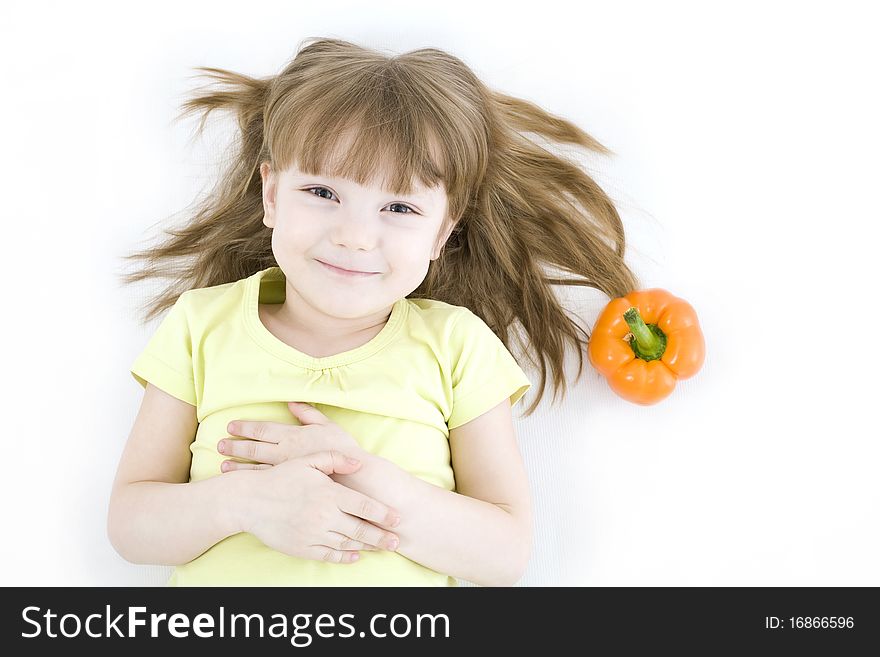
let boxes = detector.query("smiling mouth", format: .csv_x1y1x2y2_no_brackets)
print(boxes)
316,260,379,277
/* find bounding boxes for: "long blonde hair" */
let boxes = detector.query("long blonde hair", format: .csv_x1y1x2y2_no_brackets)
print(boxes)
120,37,641,417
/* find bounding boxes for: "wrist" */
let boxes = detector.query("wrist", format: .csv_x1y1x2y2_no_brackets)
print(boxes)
333,448,408,509
218,469,256,535
329,446,382,487
345,444,376,465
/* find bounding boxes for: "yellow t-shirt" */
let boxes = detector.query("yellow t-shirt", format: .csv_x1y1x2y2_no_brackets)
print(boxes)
130,265,532,586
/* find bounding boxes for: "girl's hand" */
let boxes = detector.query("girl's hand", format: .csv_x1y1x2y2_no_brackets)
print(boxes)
235,451,402,563
218,401,360,471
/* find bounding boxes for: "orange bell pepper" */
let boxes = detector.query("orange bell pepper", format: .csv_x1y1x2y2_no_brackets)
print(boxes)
587,289,705,405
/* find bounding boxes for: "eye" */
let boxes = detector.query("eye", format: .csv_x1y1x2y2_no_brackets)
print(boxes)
387,202,416,215
305,186,336,201
303,186,417,214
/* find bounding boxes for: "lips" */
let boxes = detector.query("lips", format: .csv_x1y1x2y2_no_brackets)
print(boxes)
317,259,379,277
321,261,370,273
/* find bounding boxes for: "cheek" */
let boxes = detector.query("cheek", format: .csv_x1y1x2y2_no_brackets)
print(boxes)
390,230,435,258
272,217,318,253
387,241,433,279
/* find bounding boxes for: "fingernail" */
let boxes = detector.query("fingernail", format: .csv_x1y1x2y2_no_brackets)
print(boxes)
350,552,360,562
387,537,399,551
218,441,226,452
389,515,401,528
346,456,360,465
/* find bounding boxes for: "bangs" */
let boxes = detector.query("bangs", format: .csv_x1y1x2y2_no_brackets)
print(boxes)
269,67,449,198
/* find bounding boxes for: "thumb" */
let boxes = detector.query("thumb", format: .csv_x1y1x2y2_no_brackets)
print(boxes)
288,401,328,425
304,450,362,476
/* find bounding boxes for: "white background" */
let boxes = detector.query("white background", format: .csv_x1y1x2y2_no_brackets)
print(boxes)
2,0,877,586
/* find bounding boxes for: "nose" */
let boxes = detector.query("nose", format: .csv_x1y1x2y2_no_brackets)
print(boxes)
329,206,380,251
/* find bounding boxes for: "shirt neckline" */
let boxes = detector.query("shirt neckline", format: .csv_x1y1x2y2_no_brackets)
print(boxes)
242,265,408,369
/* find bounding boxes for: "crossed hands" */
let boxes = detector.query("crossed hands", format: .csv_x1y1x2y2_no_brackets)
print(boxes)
218,401,401,565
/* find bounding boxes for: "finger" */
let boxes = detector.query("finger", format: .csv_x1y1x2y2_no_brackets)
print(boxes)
336,516,399,551
218,438,281,465
336,487,401,530
300,450,364,476
226,420,283,443
287,401,329,425
220,459,272,472
326,531,379,551
306,545,362,564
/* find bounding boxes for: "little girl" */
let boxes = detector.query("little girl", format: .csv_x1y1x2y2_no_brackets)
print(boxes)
108,37,641,587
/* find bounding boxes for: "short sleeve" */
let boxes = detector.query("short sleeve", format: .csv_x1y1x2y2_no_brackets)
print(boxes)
447,308,532,430
130,292,197,406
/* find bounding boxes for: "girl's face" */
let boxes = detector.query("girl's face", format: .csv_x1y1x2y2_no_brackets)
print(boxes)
260,161,453,327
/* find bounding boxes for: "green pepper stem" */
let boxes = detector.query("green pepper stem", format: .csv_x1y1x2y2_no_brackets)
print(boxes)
623,307,664,359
